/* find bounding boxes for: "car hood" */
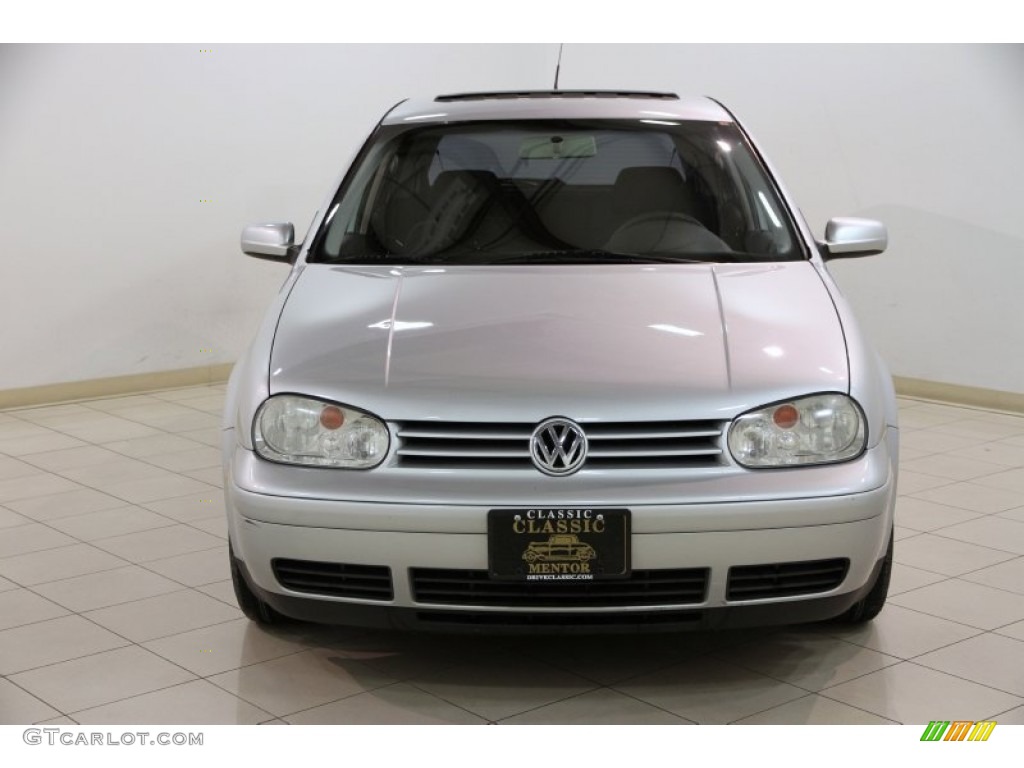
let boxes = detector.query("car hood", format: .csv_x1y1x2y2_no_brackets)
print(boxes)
268,263,847,422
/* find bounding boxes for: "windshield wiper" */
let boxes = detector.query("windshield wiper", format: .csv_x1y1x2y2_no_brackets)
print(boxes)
319,249,762,266
323,252,440,265
485,249,724,264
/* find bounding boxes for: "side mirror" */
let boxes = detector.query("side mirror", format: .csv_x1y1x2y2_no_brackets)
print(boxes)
241,222,296,263
821,217,887,260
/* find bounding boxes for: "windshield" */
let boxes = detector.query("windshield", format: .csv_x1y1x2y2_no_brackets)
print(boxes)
311,119,804,265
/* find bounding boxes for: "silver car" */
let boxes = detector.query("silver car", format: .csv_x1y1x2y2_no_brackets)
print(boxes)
224,90,898,632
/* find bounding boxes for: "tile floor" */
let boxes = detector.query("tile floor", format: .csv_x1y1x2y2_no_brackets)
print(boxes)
1,388,1023,725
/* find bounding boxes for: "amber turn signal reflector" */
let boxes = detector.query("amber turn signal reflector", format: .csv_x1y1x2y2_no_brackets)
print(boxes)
320,405,345,430
772,404,800,429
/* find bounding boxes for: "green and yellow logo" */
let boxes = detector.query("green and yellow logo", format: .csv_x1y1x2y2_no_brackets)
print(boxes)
920,721,996,742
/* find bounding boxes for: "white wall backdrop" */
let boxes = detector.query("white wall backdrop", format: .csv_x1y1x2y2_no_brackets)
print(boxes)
0,44,559,390
2,44,1022,395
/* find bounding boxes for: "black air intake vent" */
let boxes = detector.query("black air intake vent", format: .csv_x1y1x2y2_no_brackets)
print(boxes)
727,559,849,601
273,559,393,601
411,568,708,607
415,610,703,628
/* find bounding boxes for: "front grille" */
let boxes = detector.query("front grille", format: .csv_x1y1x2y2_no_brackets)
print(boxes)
726,559,849,601
410,568,708,607
273,559,393,601
415,610,703,628
394,420,724,471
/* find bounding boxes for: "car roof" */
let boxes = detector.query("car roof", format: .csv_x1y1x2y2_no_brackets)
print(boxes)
382,91,734,126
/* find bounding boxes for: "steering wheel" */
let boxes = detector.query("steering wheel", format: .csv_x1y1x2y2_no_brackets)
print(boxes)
606,211,731,255
615,211,707,231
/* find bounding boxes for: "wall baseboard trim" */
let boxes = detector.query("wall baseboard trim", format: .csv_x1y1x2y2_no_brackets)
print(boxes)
894,376,1024,415
0,364,234,410
2,367,1021,416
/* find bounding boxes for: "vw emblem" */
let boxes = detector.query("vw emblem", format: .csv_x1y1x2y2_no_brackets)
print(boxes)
530,417,588,476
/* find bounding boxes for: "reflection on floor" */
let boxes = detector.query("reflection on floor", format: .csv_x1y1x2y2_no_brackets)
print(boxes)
1,389,1023,724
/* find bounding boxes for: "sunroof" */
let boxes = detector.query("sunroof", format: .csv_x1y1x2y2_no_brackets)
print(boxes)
435,90,679,102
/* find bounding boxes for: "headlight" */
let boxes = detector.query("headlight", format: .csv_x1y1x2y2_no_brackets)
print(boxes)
728,393,866,468
253,395,389,468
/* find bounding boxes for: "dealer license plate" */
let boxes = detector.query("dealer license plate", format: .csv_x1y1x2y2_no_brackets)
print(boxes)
487,508,630,581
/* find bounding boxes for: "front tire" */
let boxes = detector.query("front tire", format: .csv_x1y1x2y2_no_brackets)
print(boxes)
840,529,893,624
229,542,283,625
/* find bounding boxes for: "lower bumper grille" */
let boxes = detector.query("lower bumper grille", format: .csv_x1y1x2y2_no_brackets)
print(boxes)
726,559,849,601
415,610,704,628
273,559,393,601
410,567,708,607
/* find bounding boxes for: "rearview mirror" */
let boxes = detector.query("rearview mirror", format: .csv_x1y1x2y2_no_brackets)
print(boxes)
821,217,887,260
519,134,597,159
241,222,296,263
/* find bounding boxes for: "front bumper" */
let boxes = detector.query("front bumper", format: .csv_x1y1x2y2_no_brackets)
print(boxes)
225,438,896,631
235,553,887,633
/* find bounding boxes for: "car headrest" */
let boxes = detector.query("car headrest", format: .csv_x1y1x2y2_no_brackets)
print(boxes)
611,166,696,215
